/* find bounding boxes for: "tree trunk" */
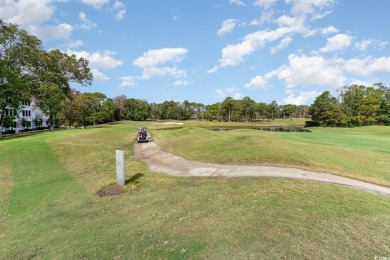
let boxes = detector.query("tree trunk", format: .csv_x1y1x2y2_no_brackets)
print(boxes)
49,115,55,131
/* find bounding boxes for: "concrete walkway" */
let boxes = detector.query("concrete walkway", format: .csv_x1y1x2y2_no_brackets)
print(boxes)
134,141,390,197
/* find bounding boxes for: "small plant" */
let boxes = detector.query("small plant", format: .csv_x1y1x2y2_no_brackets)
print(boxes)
124,182,139,192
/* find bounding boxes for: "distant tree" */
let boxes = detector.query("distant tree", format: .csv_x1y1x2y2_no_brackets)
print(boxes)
241,97,256,121
191,102,205,120
256,102,268,121
97,99,117,123
377,83,390,125
230,99,243,122
59,90,83,128
281,104,298,120
181,100,193,120
3,115,15,130
113,95,127,120
342,85,382,126
79,92,106,126
309,91,347,126
222,97,234,121
267,101,279,121
21,117,30,130
149,103,161,120
0,19,43,132
204,103,221,121
159,100,183,120
297,105,310,118
34,50,92,130
33,117,43,128
125,98,150,121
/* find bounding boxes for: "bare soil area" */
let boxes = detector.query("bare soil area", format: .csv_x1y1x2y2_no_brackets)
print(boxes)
134,141,390,197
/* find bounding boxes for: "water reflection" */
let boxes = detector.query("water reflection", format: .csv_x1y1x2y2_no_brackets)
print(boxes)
208,127,311,132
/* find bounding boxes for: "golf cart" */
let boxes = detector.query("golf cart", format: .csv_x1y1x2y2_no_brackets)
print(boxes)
136,127,149,143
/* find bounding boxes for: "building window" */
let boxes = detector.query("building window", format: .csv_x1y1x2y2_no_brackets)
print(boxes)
21,100,30,106
6,109,15,116
22,110,31,117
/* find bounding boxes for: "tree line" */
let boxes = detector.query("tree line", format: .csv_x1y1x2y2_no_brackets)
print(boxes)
308,83,390,127
55,93,311,128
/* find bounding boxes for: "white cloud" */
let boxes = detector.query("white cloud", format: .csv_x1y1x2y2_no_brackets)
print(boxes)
233,93,243,100
67,40,83,49
320,33,352,52
31,23,73,42
286,0,336,18
120,76,136,87
244,75,268,89
217,19,238,36
378,41,388,49
142,67,187,79
277,54,346,88
92,69,110,82
283,91,322,105
0,0,76,44
215,86,242,99
133,48,188,79
271,36,292,54
112,1,125,9
253,0,277,9
252,0,277,24
321,26,339,35
349,79,373,87
257,54,390,91
79,12,97,30
133,48,188,67
174,80,189,86
275,15,306,33
343,58,369,76
112,1,126,21
0,0,54,26
67,50,123,69
81,0,109,8
226,86,240,94
67,49,121,83
209,27,291,72
355,39,371,51
244,69,279,89
230,0,246,6
367,56,390,73
115,9,126,21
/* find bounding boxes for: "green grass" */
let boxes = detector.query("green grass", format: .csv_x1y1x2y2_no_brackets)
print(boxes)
151,123,390,187
1,121,390,258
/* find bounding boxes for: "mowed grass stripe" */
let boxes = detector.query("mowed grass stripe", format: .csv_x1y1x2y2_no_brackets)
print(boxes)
0,134,88,258
285,126,390,154
4,137,80,214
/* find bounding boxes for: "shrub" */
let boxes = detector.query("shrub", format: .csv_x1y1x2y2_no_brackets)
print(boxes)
305,120,319,127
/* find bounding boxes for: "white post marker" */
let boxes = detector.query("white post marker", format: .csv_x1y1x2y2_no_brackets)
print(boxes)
116,150,125,186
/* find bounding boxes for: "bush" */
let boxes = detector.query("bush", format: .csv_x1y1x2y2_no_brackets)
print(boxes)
6,130,16,134
304,120,319,127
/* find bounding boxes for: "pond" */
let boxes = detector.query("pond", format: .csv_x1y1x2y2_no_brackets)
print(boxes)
207,127,311,132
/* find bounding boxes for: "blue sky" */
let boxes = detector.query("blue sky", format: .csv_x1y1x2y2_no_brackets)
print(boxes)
2,0,390,105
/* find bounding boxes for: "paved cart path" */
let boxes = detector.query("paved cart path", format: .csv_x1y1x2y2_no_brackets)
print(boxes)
134,141,390,197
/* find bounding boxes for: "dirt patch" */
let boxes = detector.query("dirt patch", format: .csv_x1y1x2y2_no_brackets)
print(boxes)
97,185,125,197
134,141,390,197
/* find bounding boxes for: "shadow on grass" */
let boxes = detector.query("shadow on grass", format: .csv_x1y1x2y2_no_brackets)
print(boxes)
97,173,144,197
125,173,144,184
